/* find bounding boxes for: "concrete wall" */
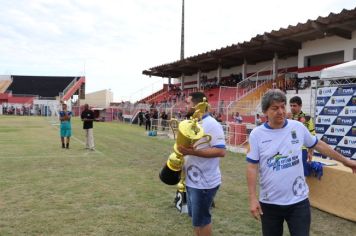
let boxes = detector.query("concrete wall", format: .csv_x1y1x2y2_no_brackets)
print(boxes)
298,30,356,67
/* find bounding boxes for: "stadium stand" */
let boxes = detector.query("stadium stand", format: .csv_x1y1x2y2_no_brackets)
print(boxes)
7,75,77,97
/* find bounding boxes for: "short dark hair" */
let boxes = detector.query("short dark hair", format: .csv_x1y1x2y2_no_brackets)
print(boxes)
189,92,207,104
289,96,302,106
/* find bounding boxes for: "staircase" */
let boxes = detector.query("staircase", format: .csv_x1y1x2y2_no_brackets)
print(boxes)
0,79,12,93
61,77,86,101
230,74,286,115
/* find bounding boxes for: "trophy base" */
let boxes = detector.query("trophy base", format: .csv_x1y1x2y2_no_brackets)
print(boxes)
159,164,181,185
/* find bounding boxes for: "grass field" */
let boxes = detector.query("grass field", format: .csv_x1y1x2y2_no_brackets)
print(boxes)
0,116,355,235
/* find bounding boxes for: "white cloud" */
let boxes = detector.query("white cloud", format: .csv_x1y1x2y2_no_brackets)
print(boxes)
0,0,355,101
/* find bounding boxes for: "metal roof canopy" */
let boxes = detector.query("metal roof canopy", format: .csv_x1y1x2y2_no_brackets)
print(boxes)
143,7,356,78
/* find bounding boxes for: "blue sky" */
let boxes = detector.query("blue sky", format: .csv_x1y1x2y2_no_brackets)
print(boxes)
0,0,355,101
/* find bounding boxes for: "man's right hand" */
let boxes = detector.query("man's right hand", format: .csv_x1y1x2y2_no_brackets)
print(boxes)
249,198,263,220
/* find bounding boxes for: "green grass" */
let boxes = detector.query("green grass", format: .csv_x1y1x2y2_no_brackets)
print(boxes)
0,116,355,235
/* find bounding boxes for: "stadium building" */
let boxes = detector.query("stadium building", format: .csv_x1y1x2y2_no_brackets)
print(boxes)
0,75,85,116
139,7,356,149
142,7,356,117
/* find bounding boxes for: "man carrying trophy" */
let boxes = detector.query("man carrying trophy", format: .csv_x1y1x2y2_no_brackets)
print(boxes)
177,92,226,236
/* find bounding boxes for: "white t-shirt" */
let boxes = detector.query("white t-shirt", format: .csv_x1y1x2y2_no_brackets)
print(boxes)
184,114,226,189
247,119,318,205
235,115,243,123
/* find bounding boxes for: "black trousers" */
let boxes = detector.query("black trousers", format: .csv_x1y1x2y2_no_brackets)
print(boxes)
145,120,151,130
260,198,311,236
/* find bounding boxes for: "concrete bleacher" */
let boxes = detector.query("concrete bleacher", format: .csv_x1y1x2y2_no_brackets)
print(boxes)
7,76,76,97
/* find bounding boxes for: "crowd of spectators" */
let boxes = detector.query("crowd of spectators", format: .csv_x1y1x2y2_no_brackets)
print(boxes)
2,105,34,116
200,73,243,90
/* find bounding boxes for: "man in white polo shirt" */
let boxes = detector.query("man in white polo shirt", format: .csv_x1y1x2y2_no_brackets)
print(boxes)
178,92,226,236
246,89,356,236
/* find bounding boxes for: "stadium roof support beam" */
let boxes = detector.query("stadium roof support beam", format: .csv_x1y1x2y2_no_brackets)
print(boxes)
242,59,247,80
262,35,302,50
272,53,278,80
197,70,201,90
181,74,185,90
311,21,352,39
217,65,222,84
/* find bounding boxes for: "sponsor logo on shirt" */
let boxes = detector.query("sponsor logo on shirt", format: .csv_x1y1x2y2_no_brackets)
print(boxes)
292,176,307,196
290,130,299,144
267,153,299,171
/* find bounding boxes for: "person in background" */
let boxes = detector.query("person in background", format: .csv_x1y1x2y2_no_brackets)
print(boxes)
234,112,243,124
255,113,262,126
215,113,223,123
152,109,159,130
138,109,144,126
246,89,356,236
178,92,226,236
81,104,95,150
59,103,72,149
145,110,151,131
160,111,168,131
289,96,315,175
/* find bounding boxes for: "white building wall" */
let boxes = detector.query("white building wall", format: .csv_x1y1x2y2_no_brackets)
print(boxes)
80,89,113,108
174,30,356,86
298,30,356,67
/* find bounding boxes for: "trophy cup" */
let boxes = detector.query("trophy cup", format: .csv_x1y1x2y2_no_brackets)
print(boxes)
159,98,211,185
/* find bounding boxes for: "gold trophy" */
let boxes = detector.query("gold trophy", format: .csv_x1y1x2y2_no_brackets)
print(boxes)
159,98,211,185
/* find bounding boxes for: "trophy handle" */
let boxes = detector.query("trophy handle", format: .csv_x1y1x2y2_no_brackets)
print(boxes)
169,119,179,140
194,134,212,148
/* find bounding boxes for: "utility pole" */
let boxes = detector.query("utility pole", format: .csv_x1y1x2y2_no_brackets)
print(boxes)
180,0,185,60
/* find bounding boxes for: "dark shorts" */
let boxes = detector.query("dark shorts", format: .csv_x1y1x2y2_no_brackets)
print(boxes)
186,185,219,227
260,198,311,236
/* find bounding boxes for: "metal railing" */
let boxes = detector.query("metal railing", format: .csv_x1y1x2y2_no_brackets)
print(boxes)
134,118,252,154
